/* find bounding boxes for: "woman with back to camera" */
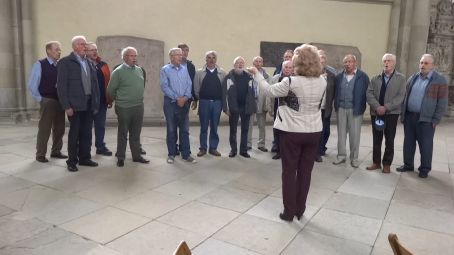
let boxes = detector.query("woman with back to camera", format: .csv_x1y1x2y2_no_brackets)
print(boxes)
248,44,326,222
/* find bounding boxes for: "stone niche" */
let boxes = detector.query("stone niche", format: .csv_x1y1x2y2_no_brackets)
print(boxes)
96,36,164,122
260,41,362,71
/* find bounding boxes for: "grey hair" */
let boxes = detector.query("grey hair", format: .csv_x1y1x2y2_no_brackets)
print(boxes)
205,50,217,58
86,42,97,48
121,46,137,59
71,35,87,47
382,53,396,62
343,54,357,62
233,56,245,65
45,41,61,51
252,56,263,62
168,48,182,56
421,54,434,63
281,60,292,69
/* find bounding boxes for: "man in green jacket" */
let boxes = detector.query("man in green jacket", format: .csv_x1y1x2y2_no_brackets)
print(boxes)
108,46,149,167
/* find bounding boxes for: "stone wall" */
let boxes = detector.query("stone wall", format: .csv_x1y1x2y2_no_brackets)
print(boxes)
427,0,454,116
96,36,165,122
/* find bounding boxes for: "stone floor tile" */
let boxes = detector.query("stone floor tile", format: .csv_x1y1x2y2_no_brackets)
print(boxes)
305,208,382,245
157,201,239,237
223,171,281,195
107,221,206,255
154,179,220,200
324,192,390,219
337,170,399,201
214,214,300,255
385,201,454,235
114,190,190,219
0,213,51,248
41,170,108,194
245,196,317,226
0,185,102,225
197,186,266,213
270,186,335,209
310,168,349,191
393,187,454,213
0,175,35,195
0,204,14,217
192,238,261,255
1,227,123,255
397,171,453,196
60,206,150,244
76,179,150,205
179,168,243,185
374,222,454,255
281,229,372,255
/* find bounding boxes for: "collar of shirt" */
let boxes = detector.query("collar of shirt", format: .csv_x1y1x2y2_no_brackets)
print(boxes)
171,64,182,70
419,70,434,80
123,63,135,69
46,57,57,66
74,53,86,63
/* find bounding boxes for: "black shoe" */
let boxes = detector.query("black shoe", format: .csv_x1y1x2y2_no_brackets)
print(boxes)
396,165,414,172
240,152,250,158
258,147,268,152
247,146,252,150
140,148,146,155
133,157,150,164
79,160,98,167
272,154,281,160
229,151,237,158
418,171,428,178
279,212,293,222
315,156,323,162
96,148,112,156
67,164,78,172
271,146,278,153
50,152,68,159
117,159,124,167
36,156,49,163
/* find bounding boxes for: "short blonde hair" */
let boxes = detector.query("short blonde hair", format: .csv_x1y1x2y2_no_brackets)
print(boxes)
293,44,322,77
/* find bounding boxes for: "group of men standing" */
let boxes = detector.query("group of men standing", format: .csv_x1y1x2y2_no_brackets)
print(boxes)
28,35,449,179
329,52,448,178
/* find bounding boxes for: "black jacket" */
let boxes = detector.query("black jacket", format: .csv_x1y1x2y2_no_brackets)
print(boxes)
222,70,257,115
57,52,100,112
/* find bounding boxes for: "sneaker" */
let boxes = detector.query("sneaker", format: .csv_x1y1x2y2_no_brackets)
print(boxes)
167,156,175,164
184,156,197,163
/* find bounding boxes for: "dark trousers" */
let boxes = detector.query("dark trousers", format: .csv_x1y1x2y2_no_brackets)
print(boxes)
371,114,399,165
163,97,191,159
403,112,435,173
93,104,108,150
36,97,65,157
67,108,93,165
229,110,250,153
318,109,331,156
199,99,222,151
280,131,321,216
115,104,144,160
272,98,280,151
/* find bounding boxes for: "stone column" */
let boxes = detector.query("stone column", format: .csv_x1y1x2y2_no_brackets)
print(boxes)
387,0,401,54
395,0,414,76
406,0,432,75
0,0,17,120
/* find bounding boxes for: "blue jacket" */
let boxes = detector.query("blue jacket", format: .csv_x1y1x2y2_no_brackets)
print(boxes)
400,71,448,124
334,69,370,115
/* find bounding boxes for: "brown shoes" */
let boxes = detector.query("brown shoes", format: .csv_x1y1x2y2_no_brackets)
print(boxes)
197,149,206,157
382,165,391,174
366,163,381,170
209,150,221,156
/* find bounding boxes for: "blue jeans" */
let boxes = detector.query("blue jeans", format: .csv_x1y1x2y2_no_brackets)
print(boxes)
93,104,107,150
163,97,191,159
198,99,222,151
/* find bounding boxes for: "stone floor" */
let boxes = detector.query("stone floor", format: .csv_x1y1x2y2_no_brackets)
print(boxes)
0,122,453,255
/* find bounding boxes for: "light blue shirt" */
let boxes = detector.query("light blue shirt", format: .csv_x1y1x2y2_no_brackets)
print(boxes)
407,70,433,113
28,57,56,102
160,63,192,102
